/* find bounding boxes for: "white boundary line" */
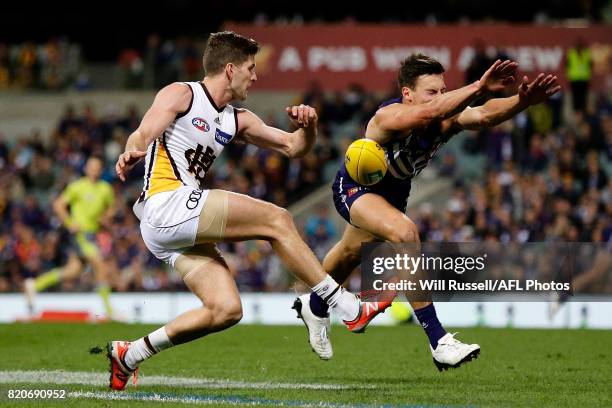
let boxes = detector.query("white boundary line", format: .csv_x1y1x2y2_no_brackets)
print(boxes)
0,370,374,391
68,391,360,407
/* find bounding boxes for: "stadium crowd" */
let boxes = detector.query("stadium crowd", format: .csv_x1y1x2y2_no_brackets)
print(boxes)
411,97,611,245
0,52,610,294
0,35,205,91
0,38,81,90
0,98,340,293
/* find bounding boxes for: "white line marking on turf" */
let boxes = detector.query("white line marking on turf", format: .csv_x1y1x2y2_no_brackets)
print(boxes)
69,391,362,407
0,370,374,390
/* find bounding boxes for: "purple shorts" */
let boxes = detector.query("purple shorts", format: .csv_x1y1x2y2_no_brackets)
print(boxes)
332,164,412,225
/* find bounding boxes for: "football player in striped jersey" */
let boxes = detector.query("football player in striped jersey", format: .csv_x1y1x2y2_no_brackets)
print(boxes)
108,31,392,391
296,53,560,369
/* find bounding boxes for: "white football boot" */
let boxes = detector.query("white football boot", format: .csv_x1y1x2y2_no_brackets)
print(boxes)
431,332,480,371
292,294,333,360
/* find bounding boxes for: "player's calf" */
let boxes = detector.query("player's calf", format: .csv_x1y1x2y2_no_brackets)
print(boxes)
163,298,243,345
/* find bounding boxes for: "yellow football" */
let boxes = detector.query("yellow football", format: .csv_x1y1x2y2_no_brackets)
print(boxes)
344,139,387,186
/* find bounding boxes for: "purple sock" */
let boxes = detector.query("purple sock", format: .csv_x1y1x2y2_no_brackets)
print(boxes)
413,303,447,349
309,292,329,317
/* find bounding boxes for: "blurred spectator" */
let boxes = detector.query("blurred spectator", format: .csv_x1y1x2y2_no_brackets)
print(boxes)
582,150,608,191
0,43,9,89
15,42,38,88
143,34,161,89
118,49,144,89
0,93,359,293
302,80,324,108
156,40,180,87
464,39,495,106
0,57,610,295
304,206,336,260
521,133,549,172
566,38,592,114
1,38,80,90
465,40,494,85
176,37,202,81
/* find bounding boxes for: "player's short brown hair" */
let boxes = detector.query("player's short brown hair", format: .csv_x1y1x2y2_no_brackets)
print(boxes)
203,31,260,75
398,54,445,90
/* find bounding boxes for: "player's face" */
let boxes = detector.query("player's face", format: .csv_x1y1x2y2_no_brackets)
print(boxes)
409,74,446,104
231,56,257,101
85,158,103,180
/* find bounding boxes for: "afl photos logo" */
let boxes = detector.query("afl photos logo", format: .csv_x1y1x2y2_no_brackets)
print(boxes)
192,117,210,132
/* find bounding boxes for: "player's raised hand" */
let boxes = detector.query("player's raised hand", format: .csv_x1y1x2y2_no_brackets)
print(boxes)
479,59,519,93
115,150,147,182
286,104,318,129
518,74,561,106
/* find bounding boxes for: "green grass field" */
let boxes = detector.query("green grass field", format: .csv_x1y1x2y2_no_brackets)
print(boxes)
0,323,610,407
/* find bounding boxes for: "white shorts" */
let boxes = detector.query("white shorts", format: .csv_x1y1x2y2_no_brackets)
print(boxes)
136,186,209,267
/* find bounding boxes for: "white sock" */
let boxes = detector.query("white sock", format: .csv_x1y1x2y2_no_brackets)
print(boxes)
124,326,173,369
312,275,359,321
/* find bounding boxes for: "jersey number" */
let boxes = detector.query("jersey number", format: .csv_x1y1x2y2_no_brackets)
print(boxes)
185,144,216,187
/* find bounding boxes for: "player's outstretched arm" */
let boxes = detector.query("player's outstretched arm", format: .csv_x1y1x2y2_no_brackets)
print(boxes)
115,83,192,181
236,104,318,158
449,73,561,132
371,60,518,138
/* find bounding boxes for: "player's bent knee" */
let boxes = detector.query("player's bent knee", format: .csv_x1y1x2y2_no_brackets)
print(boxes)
269,206,296,237
388,224,420,244
209,299,243,328
222,305,243,327
340,243,361,262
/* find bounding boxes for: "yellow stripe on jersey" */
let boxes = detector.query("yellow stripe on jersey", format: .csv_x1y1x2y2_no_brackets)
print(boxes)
147,138,182,198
